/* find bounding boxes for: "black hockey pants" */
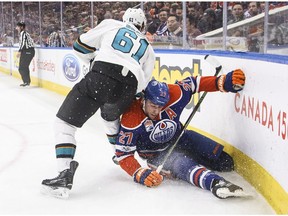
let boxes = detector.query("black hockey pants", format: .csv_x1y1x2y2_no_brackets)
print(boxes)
57,61,138,128
19,48,35,84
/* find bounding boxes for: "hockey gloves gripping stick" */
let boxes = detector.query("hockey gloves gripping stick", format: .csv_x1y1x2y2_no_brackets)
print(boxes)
134,168,163,187
156,55,223,173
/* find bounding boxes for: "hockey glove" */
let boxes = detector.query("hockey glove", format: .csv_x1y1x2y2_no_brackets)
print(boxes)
133,168,163,187
217,69,245,93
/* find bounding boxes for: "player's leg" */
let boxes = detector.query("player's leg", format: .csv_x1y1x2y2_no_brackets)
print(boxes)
42,71,121,197
92,61,138,165
148,151,244,199
42,63,137,197
177,130,234,171
100,73,137,165
41,81,102,198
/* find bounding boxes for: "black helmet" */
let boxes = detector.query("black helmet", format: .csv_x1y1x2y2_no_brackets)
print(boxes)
16,21,25,28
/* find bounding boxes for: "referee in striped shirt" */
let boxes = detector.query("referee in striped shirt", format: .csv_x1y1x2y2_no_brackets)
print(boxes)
16,21,35,87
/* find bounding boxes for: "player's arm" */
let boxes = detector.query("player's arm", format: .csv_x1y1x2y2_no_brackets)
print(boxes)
115,127,140,175
116,127,163,187
199,69,245,93
179,69,245,93
72,20,113,64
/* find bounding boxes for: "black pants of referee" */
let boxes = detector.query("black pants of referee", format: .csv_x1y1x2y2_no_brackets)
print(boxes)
19,48,35,84
56,61,138,128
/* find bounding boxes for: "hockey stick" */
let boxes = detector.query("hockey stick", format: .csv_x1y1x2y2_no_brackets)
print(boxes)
156,55,222,173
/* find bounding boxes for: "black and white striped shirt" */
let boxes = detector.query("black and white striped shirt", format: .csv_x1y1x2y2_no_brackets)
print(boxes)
19,31,34,51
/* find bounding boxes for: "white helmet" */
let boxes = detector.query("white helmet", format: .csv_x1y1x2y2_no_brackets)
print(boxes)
122,8,147,29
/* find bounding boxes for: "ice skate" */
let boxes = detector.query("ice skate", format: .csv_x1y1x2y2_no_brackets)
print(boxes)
211,179,250,199
20,82,30,87
41,160,79,199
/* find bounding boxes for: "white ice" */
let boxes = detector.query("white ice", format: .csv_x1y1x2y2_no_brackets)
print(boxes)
0,74,275,215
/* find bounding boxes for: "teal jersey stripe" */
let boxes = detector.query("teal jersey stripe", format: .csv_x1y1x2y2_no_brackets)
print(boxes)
73,41,95,54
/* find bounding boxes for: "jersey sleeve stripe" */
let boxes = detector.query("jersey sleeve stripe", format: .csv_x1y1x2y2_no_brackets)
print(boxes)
195,76,201,93
73,38,96,54
115,145,137,152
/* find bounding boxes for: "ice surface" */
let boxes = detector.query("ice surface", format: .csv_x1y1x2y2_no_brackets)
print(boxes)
0,74,275,215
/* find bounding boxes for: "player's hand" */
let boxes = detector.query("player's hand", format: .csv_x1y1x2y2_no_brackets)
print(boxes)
133,168,163,187
217,69,245,93
16,52,20,58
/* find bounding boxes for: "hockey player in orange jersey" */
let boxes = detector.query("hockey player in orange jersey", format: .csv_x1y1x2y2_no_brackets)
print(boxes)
114,69,247,199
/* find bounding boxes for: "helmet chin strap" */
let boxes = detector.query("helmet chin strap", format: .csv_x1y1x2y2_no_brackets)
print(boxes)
141,99,146,114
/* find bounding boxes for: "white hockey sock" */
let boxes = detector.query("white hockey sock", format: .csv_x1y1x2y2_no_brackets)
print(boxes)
102,118,120,136
57,158,72,173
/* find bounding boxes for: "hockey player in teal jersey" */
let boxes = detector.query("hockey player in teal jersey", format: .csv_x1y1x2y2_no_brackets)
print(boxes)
41,8,155,199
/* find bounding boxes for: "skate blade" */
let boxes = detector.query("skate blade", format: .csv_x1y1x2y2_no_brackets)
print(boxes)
41,185,70,199
216,188,253,199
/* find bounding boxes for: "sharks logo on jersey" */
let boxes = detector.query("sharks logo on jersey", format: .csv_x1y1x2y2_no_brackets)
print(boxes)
149,119,177,143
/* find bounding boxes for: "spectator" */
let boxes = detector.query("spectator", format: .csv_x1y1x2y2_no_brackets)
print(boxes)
268,16,288,45
247,24,264,52
244,2,263,52
228,3,245,24
149,2,164,20
169,2,179,15
118,10,126,21
244,2,260,19
197,8,217,34
175,6,183,22
158,14,183,37
145,12,160,35
155,9,168,36
1,32,14,47
185,15,202,39
104,11,113,20
48,26,67,47
227,3,246,37
187,5,198,19
214,8,223,29
187,3,202,26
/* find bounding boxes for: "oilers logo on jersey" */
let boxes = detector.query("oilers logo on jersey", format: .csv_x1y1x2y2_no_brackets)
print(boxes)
149,119,177,143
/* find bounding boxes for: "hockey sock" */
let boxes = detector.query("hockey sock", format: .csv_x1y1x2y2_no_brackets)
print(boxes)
57,158,73,173
187,166,222,190
171,156,222,190
55,143,76,172
102,118,120,136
